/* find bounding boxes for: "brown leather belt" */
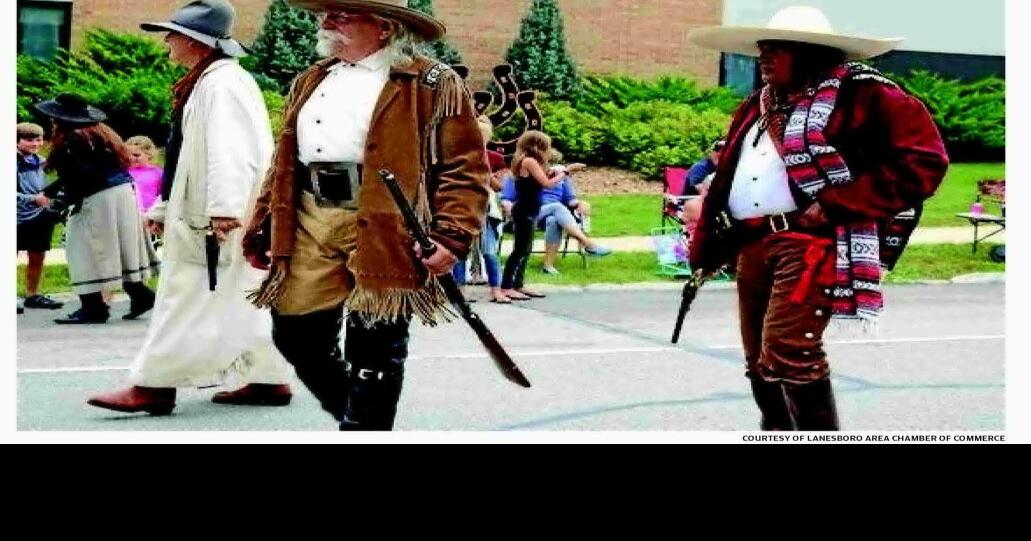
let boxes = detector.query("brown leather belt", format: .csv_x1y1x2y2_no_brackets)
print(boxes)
733,210,833,242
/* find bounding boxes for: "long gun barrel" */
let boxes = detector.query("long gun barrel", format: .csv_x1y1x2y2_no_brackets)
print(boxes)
377,169,532,388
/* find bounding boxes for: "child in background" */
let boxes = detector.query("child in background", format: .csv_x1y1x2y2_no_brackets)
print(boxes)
125,136,163,214
16,122,65,313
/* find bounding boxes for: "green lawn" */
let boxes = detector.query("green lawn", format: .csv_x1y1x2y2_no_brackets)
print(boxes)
885,243,1005,282
921,162,1005,226
522,252,667,286
586,163,1004,236
589,194,664,237
17,264,159,297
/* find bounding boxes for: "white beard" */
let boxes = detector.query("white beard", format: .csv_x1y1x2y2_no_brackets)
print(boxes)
315,29,351,58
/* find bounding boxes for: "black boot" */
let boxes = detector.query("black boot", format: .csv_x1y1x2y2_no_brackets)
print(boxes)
748,376,795,431
338,313,410,432
271,307,350,421
55,293,109,324
122,281,156,320
783,378,840,431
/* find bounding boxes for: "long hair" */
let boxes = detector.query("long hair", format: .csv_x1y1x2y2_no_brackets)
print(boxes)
46,122,133,177
512,130,552,174
377,16,420,68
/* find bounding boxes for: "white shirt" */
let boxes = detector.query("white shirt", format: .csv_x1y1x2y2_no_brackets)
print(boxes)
297,48,391,165
727,121,799,220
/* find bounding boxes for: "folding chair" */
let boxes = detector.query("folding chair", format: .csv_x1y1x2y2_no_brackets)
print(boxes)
651,226,692,277
499,211,588,270
662,165,700,228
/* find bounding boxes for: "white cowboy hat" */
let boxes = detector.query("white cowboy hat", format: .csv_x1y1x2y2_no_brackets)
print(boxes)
688,5,903,60
289,0,446,42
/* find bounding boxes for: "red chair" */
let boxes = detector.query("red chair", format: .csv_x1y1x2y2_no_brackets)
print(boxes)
662,166,698,228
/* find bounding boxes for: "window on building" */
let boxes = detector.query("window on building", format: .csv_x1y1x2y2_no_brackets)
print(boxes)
721,53,760,96
18,0,73,60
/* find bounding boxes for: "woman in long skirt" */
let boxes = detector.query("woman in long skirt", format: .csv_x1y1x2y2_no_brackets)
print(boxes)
35,94,158,324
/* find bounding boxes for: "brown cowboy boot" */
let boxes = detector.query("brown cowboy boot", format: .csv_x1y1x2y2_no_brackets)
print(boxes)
86,386,176,416
211,384,293,407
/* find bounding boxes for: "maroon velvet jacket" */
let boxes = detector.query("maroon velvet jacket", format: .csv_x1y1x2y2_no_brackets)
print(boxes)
689,78,950,272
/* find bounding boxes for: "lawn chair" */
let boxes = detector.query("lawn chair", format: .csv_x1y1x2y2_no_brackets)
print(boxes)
662,165,700,228
651,226,735,281
499,211,588,270
651,226,692,277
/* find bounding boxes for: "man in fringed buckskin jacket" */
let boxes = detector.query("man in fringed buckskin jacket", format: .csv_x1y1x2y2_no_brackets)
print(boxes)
243,0,488,431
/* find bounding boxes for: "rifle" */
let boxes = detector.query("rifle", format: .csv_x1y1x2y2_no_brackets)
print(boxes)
377,169,532,389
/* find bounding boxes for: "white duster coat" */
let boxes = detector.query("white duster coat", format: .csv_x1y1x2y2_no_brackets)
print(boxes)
130,59,290,388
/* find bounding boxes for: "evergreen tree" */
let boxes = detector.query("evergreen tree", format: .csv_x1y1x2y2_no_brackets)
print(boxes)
243,0,320,93
503,0,580,100
407,0,463,64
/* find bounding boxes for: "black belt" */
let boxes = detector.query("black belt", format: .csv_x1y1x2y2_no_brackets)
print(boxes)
300,162,363,207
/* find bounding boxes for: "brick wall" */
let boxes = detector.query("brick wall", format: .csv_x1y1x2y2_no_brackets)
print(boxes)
71,0,723,87
70,0,270,48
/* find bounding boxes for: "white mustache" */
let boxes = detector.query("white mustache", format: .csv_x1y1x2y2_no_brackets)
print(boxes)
316,29,351,57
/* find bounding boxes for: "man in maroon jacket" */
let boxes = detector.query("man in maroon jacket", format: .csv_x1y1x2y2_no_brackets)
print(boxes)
688,6,949,430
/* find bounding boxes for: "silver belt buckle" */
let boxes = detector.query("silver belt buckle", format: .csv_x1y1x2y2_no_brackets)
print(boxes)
770,213,790,233
309,162,361,210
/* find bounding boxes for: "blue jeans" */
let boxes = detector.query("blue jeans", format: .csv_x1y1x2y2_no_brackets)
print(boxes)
537,203,579,245
453,218,502,288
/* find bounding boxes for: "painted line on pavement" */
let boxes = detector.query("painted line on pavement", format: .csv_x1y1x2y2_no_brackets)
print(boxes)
17,336,1006,374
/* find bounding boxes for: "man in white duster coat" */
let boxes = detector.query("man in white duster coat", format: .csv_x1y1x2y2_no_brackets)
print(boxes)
87,0,293,415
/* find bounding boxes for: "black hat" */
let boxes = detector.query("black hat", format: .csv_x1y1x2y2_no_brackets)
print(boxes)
141,0,247,57
34,94,108,126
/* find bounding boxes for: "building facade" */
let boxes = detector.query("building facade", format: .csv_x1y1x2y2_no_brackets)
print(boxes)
720,0,1006,93
17,0,725,87
17,0,1005,92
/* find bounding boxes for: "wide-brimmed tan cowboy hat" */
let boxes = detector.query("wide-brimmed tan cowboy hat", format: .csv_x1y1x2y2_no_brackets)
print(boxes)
141,0,248,57
289,0,446,41
689,5,903,60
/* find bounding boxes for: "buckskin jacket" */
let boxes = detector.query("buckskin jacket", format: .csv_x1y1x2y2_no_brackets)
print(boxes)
243,55,489,325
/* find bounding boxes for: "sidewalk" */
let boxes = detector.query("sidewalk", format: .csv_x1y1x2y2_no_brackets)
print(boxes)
16,226,1005,265
507,225,1001,254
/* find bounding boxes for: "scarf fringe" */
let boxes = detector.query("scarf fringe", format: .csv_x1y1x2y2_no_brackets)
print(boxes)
346,276,456,328
247,259,289,309
828,315,880,336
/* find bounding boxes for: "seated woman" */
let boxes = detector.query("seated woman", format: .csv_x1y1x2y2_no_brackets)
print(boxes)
500,162,611,275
